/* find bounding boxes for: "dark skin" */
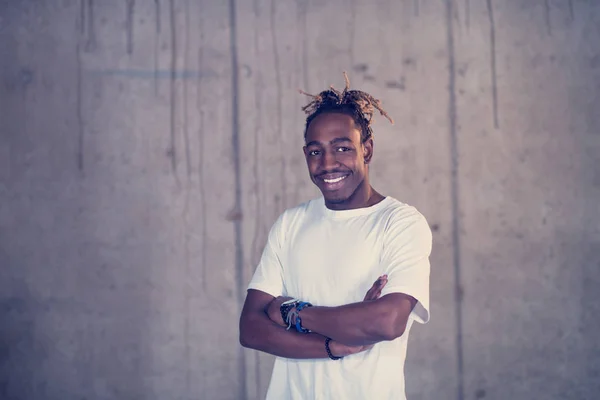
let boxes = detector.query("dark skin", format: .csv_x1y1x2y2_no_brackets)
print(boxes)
239,112,417,355
239,275,388,359
303,112,385,210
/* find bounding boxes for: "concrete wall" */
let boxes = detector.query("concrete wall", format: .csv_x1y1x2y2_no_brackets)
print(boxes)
1,1,598,399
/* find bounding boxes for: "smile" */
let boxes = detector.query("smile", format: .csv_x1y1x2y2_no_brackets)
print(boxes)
323,175,348,184
317,173,351,191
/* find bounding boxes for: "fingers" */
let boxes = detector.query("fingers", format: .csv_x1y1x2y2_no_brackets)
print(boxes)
363,274,388,301
363,276,385,301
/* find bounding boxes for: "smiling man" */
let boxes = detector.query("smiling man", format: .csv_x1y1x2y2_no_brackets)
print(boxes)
239,73,432,400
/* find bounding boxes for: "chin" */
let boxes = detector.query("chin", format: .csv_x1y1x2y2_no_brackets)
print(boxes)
322,191,351,204
324,196,347,204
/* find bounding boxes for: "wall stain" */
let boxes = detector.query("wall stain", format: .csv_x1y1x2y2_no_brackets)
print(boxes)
76,41,84,172
20,68,33,87
349,0,356,66
252,1,264,391
544,0,552,36
91,68,216,79
169,0,178,178
183,0,191,179
126,0,135,55
386,77,405,90
414,0,419,17
353,63,368,73
228,0,247,399
454,0,461,26
84,0,96,52
298,0,309,91
568,0,574,22
79,0,85,34
465,0,470,31
154,0,161,94
182,160,191,400
197,42,207,293
487,0,499,129
270,0,286,209
182,0,191,396
445,1,464,400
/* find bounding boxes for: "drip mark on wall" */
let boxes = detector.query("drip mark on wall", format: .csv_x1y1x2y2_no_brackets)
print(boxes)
169,0,178,177
270,0,286,208
544,0,552,36
154,0,161,93
126,0,135,55
79,0,85,34
182,171,191,399
197,43,207,292
298,0,309,91
183,1,192,393
85,0,96,52
445,1,464,399
228,0,247,398
76,42,84,172
183,0,191,179
252,2,264,389
465,0,470,31
155,0,162,33
487,0,499,129
349,0,356,65
568,0,574,21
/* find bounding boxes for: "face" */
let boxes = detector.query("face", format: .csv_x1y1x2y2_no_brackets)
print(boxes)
303,112,373,209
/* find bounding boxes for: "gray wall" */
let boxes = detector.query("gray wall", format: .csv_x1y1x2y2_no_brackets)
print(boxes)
1,1,598,399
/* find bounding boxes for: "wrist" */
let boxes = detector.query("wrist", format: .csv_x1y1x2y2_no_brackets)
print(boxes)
325,338,344,359
283,300,312,333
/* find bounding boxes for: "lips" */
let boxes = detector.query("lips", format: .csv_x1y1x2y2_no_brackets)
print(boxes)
317,172,350,191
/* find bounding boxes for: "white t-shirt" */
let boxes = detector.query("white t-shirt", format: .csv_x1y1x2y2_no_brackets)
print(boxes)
247,196,432,400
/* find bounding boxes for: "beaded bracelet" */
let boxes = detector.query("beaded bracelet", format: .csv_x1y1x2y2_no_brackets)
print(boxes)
325,338,342,360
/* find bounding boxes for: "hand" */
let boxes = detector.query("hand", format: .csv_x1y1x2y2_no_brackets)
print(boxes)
265,296,294,327
328,340,374,358
327,275,388,357
363,274,388,301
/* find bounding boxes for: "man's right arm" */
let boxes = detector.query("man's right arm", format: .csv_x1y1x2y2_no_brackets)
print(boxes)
239,289,357,359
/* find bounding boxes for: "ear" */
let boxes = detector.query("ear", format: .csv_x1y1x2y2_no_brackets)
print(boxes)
362,138,374,164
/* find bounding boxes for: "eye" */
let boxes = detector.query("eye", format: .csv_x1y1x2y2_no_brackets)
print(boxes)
336,147,351,152
308,150,321,156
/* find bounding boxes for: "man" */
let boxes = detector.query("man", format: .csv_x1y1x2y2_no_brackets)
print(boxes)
239,73,432,399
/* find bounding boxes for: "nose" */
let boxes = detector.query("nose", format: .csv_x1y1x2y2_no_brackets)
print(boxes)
320,148,339,170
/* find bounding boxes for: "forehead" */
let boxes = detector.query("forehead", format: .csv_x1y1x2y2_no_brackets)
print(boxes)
305,112,362,145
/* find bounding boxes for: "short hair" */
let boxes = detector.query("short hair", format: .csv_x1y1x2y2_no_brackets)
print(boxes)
300,72,394,143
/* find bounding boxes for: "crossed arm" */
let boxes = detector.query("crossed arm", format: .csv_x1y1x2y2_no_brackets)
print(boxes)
239,277,417,359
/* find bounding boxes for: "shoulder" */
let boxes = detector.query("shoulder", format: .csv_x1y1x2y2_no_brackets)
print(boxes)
381,197,429,228
277,197,320,223
380,197,432,243
269,197,322,237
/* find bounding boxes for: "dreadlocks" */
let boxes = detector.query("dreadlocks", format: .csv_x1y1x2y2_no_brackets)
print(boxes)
299,72,394,142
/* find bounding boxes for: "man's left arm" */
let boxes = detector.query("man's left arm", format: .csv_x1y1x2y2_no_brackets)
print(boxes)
267,212,432,346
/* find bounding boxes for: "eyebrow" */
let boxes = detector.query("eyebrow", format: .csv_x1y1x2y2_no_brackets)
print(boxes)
305,137,353,147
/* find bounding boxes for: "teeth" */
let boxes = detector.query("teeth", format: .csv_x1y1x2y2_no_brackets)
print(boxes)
323,175,347,183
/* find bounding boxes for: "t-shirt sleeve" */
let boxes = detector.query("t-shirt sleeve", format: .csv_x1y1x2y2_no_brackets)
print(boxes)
246,213,286,298
379,210,432,324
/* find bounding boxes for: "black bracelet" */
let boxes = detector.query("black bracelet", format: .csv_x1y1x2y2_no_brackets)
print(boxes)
325,337,342,360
